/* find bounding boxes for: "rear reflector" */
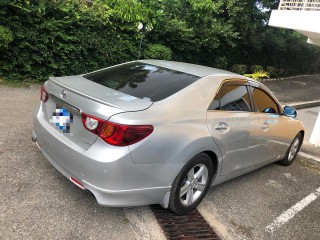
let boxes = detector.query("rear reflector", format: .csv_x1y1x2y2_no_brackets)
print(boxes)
81,113,154,146
70,177,85,190
40,85,49,102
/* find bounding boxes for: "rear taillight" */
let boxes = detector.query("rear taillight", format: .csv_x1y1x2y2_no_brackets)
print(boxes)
81,113,153,146
40,85,49,102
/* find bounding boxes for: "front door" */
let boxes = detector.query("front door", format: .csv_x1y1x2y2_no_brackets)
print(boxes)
249,86,291,161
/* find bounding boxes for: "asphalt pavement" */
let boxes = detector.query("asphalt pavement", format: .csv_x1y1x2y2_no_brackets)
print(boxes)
263,74,320,104
199,155,320,240
0,85,165,240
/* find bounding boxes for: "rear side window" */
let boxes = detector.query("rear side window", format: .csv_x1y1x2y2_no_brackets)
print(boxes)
251,87,279,114
83,62,199,102
208,84,251,112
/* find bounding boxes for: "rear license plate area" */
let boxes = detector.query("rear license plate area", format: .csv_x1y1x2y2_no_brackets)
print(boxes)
49,95,80,134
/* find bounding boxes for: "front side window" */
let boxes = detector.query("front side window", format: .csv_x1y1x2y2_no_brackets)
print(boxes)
208,84,251,112
251,87,279,114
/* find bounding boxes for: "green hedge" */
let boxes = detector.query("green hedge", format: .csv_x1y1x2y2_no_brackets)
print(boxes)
0,0,140,81
1,0,319,82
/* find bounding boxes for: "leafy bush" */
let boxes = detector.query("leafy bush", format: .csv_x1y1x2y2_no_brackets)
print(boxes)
214,56,228,70
0,26,13,49
143,44,172,60
278,68,285,77
266,66,279,78
244,71,270,80
0,0,319,82
231,64,247,75
250,65,264,73
0,0,141,81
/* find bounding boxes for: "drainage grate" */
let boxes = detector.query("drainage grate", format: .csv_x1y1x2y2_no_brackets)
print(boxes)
151,205,221,240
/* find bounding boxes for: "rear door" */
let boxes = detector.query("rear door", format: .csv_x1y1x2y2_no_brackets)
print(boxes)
206,80,262,176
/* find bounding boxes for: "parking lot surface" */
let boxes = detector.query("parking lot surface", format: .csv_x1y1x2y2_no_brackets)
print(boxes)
1,85,319,240
263,74,320,104
199,156,320,240
0,85,165,240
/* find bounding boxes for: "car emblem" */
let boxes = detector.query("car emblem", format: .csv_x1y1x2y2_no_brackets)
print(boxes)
60,89,67,99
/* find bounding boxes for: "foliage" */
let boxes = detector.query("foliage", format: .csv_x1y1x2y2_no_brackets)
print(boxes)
143,44,172,60
231,64,247,75
266,66,280,78
245,71,270,80
250,65,264,73
0,0,140,81
0,0,319,82
0,25,13,49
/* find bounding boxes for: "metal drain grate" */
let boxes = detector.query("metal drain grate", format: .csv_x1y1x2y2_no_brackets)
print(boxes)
151,205,221,240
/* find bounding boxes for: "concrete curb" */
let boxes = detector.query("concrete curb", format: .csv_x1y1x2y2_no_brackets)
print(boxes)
282,100,320,110
298,151,320,164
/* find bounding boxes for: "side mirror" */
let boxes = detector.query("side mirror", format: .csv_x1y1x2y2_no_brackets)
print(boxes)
283,106,297,118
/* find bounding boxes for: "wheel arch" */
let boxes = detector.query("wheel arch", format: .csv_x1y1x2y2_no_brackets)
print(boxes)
161,147,222,209
299,130,305,145
203,150,219,175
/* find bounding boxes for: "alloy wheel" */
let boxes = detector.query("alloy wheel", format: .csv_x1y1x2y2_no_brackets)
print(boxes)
288,137,300,161
179,164,208,206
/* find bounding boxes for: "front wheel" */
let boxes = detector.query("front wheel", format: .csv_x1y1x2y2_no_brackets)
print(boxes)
278,133,302,166
168,153,213,215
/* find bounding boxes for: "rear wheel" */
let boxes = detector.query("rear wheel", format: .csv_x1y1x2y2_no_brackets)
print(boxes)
168,153,213,215
278,133,302,166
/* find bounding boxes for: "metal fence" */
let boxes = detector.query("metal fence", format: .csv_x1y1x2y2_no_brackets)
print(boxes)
279,0,320,10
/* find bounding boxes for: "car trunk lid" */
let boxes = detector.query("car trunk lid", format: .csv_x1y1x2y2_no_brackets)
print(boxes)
41,75,153,150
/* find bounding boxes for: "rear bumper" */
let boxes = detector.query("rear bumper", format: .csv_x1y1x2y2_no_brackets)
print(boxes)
33,139,170,206
33,104,172,207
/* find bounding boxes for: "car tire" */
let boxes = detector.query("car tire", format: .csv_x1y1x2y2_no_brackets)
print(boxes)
168,153,213,215
278,133,302,166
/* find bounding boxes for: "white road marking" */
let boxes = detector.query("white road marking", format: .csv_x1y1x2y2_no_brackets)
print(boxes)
298,151,320,163
265,187,320,234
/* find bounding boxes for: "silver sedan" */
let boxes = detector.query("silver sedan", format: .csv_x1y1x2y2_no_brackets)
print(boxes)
33,60,304,214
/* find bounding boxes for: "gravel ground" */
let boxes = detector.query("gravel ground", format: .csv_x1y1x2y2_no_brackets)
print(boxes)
0,85,165,240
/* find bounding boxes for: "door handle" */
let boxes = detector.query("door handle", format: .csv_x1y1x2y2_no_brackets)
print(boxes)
215,122,229,131
261,122,269,130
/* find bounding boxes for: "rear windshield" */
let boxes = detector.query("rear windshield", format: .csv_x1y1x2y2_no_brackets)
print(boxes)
83,62,199,102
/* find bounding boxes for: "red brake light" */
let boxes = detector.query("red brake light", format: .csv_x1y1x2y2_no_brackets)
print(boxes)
81,113,153,146
40,85,49,102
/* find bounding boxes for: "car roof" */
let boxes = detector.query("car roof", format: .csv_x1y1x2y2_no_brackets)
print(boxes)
139,59,241,78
